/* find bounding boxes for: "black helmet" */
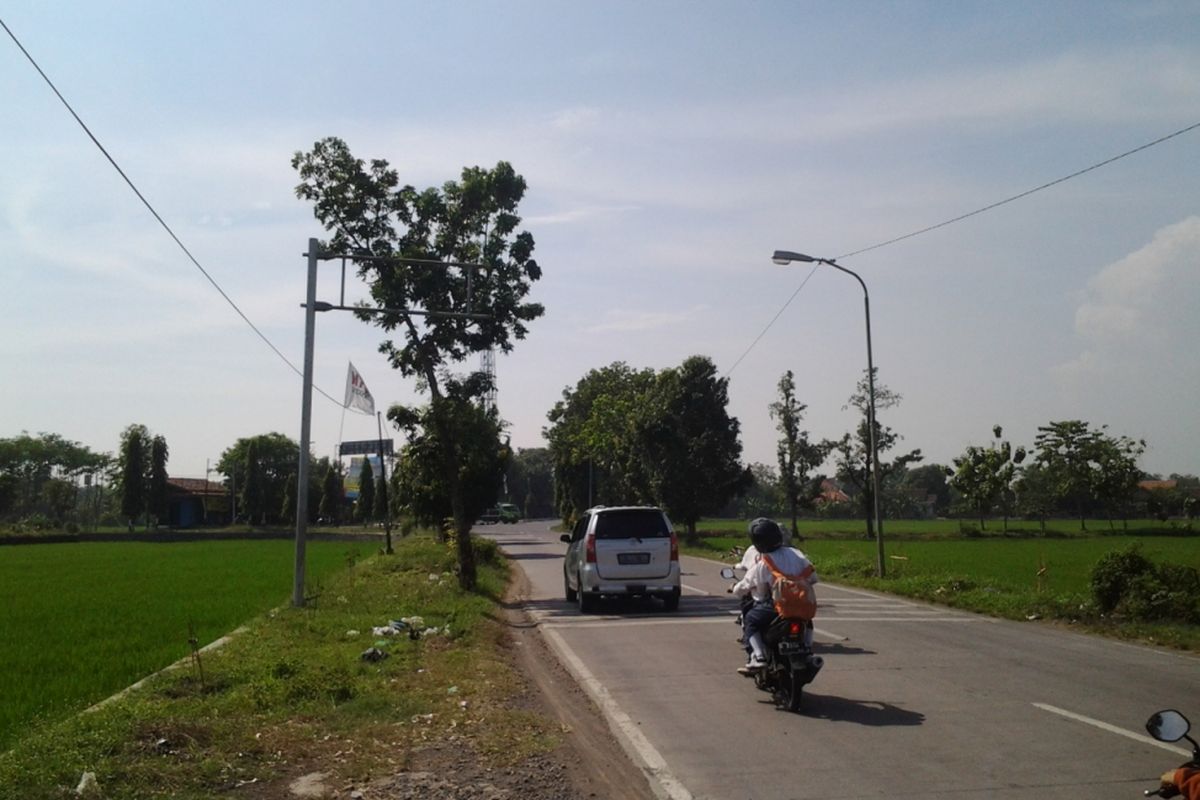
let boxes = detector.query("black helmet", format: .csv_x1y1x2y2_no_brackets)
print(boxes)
748,517,783,553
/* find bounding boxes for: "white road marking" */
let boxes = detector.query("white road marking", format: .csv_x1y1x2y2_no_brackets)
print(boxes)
543,628,694,800
680,583,707,594
1033,703,1193,757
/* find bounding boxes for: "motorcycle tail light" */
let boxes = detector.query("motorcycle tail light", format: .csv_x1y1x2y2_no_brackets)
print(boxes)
789,622,802,636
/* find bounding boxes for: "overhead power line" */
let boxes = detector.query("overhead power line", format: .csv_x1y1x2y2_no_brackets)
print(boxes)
1,17,346,410
727,118,1200,376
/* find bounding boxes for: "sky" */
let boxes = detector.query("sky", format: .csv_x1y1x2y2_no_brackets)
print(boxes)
2,1,1199,483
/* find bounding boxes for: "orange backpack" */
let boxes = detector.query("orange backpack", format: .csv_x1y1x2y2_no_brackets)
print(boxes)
761,554,817,620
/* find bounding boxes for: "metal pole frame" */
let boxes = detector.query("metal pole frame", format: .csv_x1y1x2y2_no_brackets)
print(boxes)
293,242,496,607
818,259,885,578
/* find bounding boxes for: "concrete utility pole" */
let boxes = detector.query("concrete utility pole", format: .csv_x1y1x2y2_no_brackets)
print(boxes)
293,239,319,608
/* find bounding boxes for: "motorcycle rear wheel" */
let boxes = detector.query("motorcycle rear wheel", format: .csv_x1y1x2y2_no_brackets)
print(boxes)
775,668,803,712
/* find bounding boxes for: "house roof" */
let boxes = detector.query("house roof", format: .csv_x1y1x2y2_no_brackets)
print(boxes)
1139,479,1178,491
167,478,226,496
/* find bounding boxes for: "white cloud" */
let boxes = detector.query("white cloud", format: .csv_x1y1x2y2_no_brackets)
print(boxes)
1057,215,1200,380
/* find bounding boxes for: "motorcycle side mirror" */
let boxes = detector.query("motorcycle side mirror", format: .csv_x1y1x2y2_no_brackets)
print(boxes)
720,567,735,579
1146,710,1190,743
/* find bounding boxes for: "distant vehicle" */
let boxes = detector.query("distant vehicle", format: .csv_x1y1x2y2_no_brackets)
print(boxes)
561,505,680,612
478,503,521,525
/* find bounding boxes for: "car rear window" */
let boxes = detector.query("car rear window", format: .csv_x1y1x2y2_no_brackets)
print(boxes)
593,510,670,539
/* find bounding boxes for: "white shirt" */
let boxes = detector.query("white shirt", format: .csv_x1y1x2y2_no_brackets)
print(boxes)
731,546,817,604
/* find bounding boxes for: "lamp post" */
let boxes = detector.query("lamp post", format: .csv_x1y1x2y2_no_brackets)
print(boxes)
771,250,886,578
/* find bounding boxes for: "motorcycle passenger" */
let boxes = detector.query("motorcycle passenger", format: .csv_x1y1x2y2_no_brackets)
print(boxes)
729,517,817,675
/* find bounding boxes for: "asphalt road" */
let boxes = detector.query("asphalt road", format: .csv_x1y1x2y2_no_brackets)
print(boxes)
477,520,1199,800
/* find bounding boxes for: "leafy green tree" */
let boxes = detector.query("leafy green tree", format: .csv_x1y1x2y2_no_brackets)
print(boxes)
281,473,296,524
390,384,508,538
1014,462,1056,531
1032,420,1106,530
118,424,150,532
318,463,344,524
724,462,784,520
769,370,827,537
0,432,109,522
373,474,388,522
294,137,543,591
827,370,922,540
949,425,1026,531
898,463,953,516
545,362,658,521
147,435,170,528
1093,434,1146,530
507,447,555,519
642,356,751,543
356,457,376,524
218,433,300,526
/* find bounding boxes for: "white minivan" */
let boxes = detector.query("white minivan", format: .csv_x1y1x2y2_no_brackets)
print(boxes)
560,506,681,612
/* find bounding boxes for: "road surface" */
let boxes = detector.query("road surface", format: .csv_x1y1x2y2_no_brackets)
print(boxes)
478,520,1198,800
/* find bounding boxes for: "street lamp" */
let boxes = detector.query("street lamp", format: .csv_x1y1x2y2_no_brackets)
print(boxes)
771,250,886,578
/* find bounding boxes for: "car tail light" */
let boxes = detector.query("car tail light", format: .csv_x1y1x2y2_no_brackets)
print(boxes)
585,534,596,564
789,622,802,636
669,532,679,561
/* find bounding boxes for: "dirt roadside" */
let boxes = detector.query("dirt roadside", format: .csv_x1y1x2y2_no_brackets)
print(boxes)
315,560,660,800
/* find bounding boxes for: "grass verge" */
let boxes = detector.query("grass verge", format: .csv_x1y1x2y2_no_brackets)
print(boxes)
0,534,563,799
684,534,1200,651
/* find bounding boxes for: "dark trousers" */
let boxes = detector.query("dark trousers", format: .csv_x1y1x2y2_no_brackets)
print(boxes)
742,600,777,656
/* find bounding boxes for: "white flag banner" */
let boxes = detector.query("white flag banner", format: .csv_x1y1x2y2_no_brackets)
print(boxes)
344,362,376,415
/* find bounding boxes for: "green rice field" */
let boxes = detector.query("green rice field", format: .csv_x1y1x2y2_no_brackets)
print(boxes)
0,539,377,750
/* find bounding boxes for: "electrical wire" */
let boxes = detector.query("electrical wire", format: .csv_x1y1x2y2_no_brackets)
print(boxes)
1,17,347,410
726,119,1200,376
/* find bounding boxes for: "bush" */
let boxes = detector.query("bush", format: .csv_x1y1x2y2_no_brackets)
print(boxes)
1091,546,1155,614
1090,546,1200,623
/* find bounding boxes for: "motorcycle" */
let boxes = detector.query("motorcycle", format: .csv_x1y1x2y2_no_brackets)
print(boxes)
1145,709,1199,798
721,564,823,712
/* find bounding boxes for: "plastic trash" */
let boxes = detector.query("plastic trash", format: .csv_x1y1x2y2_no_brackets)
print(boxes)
360,647,388,663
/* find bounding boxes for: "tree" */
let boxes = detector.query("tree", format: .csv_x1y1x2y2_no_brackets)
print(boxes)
356,457,376,524
949,425,1026,532
723,462,784,520
898,463,953,517
373,474,388,522
217,433,300,526
281,473,296,524
119,424,150,532
294,137,543,591
390,384,508,537
769,370,827,537
827,370,922,540
642,356,751,543
507,447,555,519
0,432,109,523
1093,434,1146,530
147,435,170,528
1014,462,1057,531
545,362,658,521
318,462,344,524
1032,420,1106,530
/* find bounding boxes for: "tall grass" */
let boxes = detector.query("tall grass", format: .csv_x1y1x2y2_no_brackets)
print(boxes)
0,540,376,750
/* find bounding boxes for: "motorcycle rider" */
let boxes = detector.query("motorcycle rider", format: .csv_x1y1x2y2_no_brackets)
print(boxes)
1162,767,1200,799
729,517,817,675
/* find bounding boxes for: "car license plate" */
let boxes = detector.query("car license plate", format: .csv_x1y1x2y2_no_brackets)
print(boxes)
617,552,651,565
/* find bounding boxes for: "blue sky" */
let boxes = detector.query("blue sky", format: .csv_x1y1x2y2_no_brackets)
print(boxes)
3,1,1199,482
